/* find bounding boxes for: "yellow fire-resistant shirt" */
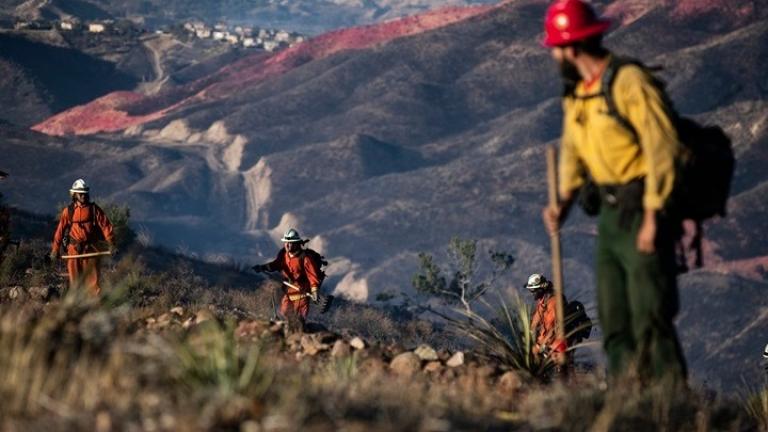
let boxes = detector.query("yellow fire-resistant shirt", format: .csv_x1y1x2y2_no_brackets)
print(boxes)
559,63,680,210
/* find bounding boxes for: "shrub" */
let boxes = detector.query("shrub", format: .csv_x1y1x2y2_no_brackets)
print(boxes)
433,291,555,380
101,203,136,249
411,237,513,312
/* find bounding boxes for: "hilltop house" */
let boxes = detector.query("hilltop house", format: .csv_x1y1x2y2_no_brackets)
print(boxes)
88,23,106,33
263,41,279,52
275,30,291,42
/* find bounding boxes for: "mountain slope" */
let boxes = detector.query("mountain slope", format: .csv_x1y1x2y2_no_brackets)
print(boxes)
1,0,767,391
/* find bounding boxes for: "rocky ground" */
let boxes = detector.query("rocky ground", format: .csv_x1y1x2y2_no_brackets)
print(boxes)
0,233,765,431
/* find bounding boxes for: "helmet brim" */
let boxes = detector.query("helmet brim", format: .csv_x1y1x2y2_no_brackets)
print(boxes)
281,238,303,243
542,19,611,47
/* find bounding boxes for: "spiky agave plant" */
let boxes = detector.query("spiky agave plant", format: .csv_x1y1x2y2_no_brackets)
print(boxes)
741,385,768,430
171,320,273,399
431,291,556,380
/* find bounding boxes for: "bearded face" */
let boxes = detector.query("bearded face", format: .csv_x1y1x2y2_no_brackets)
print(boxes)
284,241,301,255
559,57,582,84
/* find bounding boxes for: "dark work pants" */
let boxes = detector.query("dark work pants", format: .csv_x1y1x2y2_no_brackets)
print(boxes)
596,205,687,382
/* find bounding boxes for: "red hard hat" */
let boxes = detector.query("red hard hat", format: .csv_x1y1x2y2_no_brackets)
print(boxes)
543,0,611,47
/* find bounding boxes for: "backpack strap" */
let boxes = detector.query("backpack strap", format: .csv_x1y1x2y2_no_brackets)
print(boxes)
65,203,97,244
601,56,641,142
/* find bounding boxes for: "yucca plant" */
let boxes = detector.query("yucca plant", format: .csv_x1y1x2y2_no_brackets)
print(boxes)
171,320,273,399
432,291,556,380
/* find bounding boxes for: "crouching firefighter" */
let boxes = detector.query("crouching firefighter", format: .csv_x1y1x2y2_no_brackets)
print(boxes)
526,273,592,368
527,273,568,364
252,228,328,329
51,179,116,296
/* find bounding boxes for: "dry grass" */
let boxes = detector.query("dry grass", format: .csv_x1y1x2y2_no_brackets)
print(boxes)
0,245,760,431
742,385,768,430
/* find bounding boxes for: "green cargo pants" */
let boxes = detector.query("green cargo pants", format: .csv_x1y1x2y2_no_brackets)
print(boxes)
596,205,687,382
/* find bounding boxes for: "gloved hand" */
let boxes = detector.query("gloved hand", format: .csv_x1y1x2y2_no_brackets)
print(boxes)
540,344,552,359
50,250,59,261
309,290,319,303
109,244,118,256
251,264,267,273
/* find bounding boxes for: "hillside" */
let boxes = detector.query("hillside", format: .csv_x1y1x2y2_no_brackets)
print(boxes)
0,209,764,431
2,0,501,34
0,26,244,126
1,0,767,392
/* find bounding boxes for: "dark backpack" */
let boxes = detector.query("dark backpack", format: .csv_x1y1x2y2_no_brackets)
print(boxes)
63,203,104,251
601,56,734,222
600,57,735,268
564,300,592,345
301,247,328,288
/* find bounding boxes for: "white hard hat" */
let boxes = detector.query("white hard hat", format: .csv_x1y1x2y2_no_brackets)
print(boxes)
525,273,551,292
763,343,768,359
281,228,303,243
69,178,90,194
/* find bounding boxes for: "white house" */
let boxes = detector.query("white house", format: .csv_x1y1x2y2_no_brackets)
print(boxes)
88,23,106,33
275,30,290,42
242,37,256,47
212,31,225,40
263,41,279,52
60,21,74,31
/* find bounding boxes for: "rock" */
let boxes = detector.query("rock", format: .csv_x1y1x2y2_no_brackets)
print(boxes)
156,313,173,328
331,340,351,358
182,317,196,330
424,361,443,373
170,306,185,316
446,351,465,368
301,334,331,356
195,309,215,324
390,352,422,377
414,344,439,361
8,286,24,300
349,336,366,350
286,333,303,352
236,320,270,338
27,286,51,301
497,371,525,395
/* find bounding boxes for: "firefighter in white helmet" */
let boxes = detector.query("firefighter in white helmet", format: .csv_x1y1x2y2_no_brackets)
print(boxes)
51,179,116,296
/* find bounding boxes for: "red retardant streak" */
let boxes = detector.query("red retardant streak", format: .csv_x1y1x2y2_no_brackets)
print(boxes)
32,5,494,136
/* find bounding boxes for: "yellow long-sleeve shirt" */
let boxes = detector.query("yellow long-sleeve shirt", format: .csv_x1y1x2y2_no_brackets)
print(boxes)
559,63,680,210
